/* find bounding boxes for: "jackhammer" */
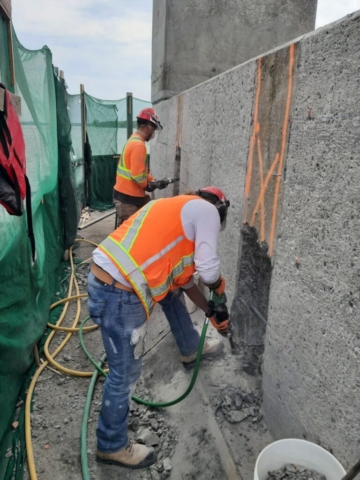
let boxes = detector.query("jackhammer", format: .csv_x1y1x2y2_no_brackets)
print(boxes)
208,289,236,353
146,177,179,192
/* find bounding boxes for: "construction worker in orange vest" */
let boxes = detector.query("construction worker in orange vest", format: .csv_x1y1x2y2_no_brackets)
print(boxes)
113,107,170,225
88,187,231,470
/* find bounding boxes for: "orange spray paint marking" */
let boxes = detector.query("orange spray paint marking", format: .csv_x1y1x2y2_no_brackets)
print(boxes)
250,153,280,227
244,58,262,223
256,137,266,242
268,44,295,257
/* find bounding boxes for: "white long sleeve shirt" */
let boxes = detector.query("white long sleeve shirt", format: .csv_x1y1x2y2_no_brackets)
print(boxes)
93,199,221,288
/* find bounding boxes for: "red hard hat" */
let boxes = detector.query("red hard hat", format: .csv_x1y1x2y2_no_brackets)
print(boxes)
199,186,228,204
197,186,230,230
136,108,163,130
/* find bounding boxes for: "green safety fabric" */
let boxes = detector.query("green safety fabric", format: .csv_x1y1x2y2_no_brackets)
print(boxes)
0,17,12,90
0,31,64,480
0,23,152,480
88,154,118,210
84,93,151,210
54,69,78,248
67,93,86,221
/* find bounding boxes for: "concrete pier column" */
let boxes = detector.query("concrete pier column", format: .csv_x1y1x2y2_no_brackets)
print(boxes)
152,0,317,104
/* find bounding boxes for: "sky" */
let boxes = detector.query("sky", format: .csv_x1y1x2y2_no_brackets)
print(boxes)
11,0,360,102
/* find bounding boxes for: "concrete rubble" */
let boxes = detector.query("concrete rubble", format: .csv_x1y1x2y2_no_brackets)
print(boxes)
211,385,264,429
23,220,274,479
266,464,326,480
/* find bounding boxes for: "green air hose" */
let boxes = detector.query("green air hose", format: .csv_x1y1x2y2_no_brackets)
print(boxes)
81,354,106,480
79,315,209,406
79,316,209,480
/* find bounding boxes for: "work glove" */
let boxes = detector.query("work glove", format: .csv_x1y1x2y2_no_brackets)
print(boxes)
157,178,169,189
146,178,169,192
146,181,157,192
207,287,231,336
209,276,226,296
210,315,230,335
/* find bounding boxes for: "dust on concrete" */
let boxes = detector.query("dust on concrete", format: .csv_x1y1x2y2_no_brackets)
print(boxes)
230,224,272,376
23,212,273,480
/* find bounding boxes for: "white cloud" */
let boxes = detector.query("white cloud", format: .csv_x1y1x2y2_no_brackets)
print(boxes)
316,0,360,27
12,0,152,100
11,0,360,101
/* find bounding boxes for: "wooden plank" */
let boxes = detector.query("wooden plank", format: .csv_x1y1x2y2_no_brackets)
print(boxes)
0,0,11,20
80,84,89,204
126,92,133,140
6,19,15,86
0,86,4,112
0,87,21,116
10,92,21,116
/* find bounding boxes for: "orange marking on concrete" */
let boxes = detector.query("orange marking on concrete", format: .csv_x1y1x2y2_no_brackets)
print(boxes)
250,153,280,227
268,44,295,257
244,58,262,223
256,137,266,242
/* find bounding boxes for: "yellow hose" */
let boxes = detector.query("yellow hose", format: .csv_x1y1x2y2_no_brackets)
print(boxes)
48,324,98,333
47,294,97,332
25,239,105,479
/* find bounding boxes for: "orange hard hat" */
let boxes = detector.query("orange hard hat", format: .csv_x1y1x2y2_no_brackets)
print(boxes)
136,108,163,130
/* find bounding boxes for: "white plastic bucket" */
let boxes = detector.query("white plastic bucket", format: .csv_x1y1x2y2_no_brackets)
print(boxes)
254,439,346,480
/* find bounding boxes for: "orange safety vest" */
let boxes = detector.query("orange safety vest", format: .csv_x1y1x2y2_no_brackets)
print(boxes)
114,134,149,197
98,196,198,318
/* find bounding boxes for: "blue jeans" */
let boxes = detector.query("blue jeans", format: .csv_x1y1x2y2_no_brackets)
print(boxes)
158,291,200,356
87,272,200,453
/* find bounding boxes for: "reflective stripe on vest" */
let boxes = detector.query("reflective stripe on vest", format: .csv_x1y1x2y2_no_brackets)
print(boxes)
116,136,147,184
100,202,155,316
99,199,196,317
149,253,194,298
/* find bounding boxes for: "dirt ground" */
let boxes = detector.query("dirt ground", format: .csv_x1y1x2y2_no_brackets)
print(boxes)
24,210,273,480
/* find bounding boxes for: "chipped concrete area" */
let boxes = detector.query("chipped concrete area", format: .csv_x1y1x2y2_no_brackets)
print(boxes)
24,216,272,480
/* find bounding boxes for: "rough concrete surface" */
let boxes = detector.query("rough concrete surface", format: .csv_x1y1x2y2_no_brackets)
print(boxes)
23,213,272,480
150,10,360,470
151,0,317,102
262,12,360,469
152,60,256,307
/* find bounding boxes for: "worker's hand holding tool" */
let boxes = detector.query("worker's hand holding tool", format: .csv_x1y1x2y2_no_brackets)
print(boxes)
146,177,179,192
207,277,235,352
207,277,230,335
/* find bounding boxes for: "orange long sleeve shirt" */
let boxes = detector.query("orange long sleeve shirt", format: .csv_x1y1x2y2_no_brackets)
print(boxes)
114,134,154,198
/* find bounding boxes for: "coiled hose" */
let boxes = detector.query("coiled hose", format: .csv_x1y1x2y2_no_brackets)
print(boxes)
25,239,208,480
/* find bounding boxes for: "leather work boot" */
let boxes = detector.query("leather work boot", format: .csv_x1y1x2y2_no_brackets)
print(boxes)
96,441,157,469
181,338,224,369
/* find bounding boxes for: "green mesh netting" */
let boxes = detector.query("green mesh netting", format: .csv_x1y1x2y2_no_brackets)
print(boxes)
67,93,86,220
84,94,151,210
0,17,11,89
85,93,118,210
0,32,64,480
0,22,152,479
54,69,78,248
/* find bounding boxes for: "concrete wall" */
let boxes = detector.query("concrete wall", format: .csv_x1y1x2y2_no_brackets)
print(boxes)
152,61,257,305
262,13,360,468
150,11,360,468
151,0,317,103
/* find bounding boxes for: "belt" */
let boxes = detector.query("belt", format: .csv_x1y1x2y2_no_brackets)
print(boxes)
90,263,134,293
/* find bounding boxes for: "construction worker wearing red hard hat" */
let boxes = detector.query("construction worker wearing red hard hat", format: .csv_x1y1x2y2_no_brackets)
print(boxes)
113,107,169,225
88,187,231,470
